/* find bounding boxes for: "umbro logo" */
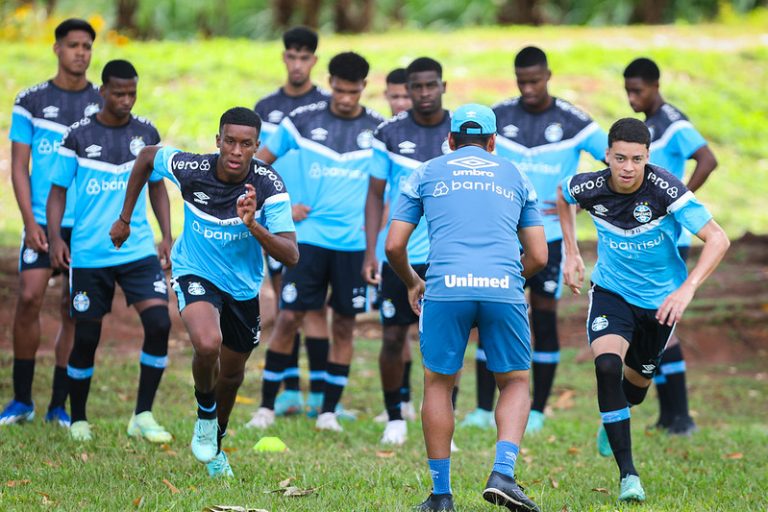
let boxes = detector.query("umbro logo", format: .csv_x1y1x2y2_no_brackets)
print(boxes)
85,144,102,158
593,204,609,216
398,141,416,154
42,105,59,118
641,364,656,374
447,156,499,170
502,124,518,138
310,127,328,141
193,191,210,205
267,110,283,123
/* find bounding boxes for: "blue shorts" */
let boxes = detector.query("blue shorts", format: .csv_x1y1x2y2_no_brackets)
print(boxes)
419,299,531,375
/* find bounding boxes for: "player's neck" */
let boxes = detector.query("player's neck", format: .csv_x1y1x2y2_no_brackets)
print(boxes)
283,81,314,97
52,69,88,91
412,108,446,127
645,95,665,117
521,94,553,114
330,103,363,119
96,110,131,127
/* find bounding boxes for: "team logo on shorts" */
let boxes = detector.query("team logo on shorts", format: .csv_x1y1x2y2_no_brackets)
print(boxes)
22,248,39,264
441,139,451,154
633,203,652,224
352,294,366,310
84,103,100,116
251,326,261,345
544,123,563,143
188,282,205,296
73,292,90,312
357,130,373,149
381,299,396,319
432,181,450,197
129,136,145,157
591,316,609,332
641,364,656,375
543,280,558,294
153,278,167,294
267,255,282,271
282,283,298,303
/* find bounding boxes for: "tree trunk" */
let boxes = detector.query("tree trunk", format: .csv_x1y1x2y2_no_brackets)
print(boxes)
115,0,139,33
334,0,374,33
496,0,542,25
631,0,669,24
303,0,322,28
273,0,297,28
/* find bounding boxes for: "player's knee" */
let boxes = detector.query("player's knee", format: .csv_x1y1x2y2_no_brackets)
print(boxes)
140,306,171,342
17,287,44,314
219,369,245,391
191,330,222,358
594,353,623,381
381,327,406,358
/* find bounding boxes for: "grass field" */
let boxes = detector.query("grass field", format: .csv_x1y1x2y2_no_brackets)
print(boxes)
0,24,767,244
0,340,766,511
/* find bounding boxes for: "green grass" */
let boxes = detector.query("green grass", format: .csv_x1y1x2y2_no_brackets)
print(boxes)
0,340,766,511
0,24,767,246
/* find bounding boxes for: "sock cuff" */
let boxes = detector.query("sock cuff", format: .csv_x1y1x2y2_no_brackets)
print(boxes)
532,350,560,364
305,337,330,344
67,365,94,380
660,360,686,375
140,351,168,368
601,407,631,424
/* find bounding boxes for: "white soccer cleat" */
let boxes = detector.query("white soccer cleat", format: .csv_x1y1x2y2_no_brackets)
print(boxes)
316,412,343,432
401,401,418,421
374,409,389,423
245,407,275,429
380,419,407,445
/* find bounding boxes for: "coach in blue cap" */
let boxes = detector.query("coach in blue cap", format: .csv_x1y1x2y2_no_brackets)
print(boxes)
385,103,548,512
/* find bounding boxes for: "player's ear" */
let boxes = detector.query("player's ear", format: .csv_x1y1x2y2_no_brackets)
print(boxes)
487,134,496,153
448,133,457,151
215,133,221,149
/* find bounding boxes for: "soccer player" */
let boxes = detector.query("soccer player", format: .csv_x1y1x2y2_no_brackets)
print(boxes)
254,26,331,418
475,45,607,434
557,118,729,502
364,57,451,445
111,107,298,477
386,104,547,512
624,57,718,435
46,60,173,443
383,68,411,115
3,18,102,427
247,51,384,432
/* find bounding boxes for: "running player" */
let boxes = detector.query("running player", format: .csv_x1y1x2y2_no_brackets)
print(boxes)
364,57,451,445
475,46,607,434
557,118,729,502
3,18,102,427
386,104,547,512
254,26,331,418
624,57,718,435
247,51,384,432
111,107,297,477
383,68,411,115
47,60,172,443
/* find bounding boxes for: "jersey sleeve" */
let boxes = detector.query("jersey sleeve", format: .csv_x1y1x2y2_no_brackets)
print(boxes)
147,126,164,183
9,95,33,145
391,163,426,225
261,193,295,233
519,173,543,228
152,146,183,187
370,131,391,181
667,190,713,236
50,130,78,189
580,122,608,162
264,117,300,159
561,176,580,206
671,124,707,159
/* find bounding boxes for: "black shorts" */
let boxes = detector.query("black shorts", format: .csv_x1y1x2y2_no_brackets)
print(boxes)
172,275,261,354
379,262,428,326
280,243,367,317
587,284,675,378
266,252,284,278
19,224,72,275
70,255,168,319
525,240,562,299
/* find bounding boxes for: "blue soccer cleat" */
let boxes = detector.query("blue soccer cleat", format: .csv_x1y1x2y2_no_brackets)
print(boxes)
0,400,35,426
597,425,613,457
306,392,323,418
191,418,218,463
524,410,545,435
274,390,305,416
206,450,234,478
460,408,494,430
45,406,71,428
618,474,646,502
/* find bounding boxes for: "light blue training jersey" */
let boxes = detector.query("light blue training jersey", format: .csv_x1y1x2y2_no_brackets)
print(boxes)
393,145,542,304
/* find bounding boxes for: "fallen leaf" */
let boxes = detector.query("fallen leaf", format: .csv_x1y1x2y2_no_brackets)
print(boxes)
560,507,570,512
376,450,395,458
283,485,319,497
43,460,60,468
6,480,31,487
38,492,53,506
162,478,180,494
547,435,557,444
724,452,743,460
80,452,89,463
204,506,269,512
278,477,294,488
235,395,255,405
133,496,144,508
550,478,559,489
567,446,580,455
553,390,575,410
591,487,609,494
222,447,237,454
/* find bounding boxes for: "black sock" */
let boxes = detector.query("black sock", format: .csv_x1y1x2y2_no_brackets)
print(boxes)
135,306,170,414
451,385,459,411
261,350,292,409
306,337,329,394
595,354,636,478
48,366,69,410
217,421,228,454
384,389,402,421
401,361,412,403
475,342,495,411
195,388,217,420
68,320,102,423
12,358,35,405
531,309,559,413
622,379,649,406
283,333,301,391
658,344,690,420
322,363,349,413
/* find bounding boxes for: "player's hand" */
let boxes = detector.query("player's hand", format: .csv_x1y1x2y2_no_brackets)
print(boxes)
563,253,585,295
407,276,426,316
540,200,558,216
292,203,311,222
157,237,172,270
237,184,258,228
49,236,70,271
656,282,695,326
24,222,49,253
362,253,380,285
109,218,131,249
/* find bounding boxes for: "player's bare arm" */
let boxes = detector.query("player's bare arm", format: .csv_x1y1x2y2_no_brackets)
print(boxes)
362,176,387,285
385,219,423,315
557,185,584,294
46,184,70,270
147,178,172,269
110,145,161,248
518,225,548,278
11,141,48,252
685,145,718,192
237,183,299,266
656,219,729,326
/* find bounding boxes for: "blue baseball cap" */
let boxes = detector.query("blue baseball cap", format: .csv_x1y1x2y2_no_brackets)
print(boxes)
450,103,496,135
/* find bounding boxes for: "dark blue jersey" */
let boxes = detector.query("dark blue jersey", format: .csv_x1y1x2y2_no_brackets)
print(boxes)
10,80,102,227
371,109,452,264
52,114,161,268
